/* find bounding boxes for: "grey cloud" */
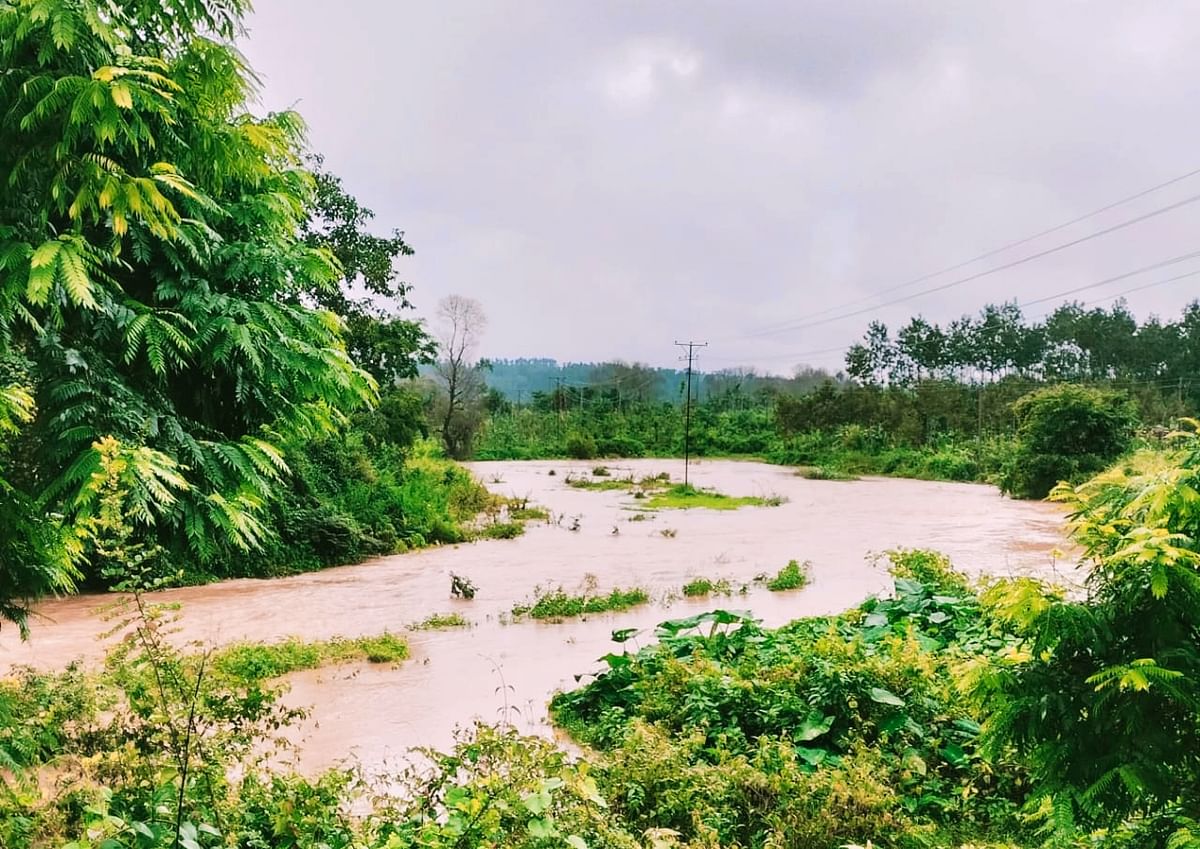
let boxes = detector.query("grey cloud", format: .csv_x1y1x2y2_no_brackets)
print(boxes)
240,1,1200,372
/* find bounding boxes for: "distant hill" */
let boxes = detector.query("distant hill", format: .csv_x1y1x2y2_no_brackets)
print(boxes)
419,358,842,403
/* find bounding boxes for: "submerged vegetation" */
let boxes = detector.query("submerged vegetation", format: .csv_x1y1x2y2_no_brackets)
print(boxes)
408,612,472,631
681,576,735,597
643,483,784,510
212,633,409,681
511,578,651,620
551,553,1021,848
566,474,782,511
764,558,811,591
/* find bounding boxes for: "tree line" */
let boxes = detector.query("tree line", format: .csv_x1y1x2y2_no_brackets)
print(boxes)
846,299,1200,396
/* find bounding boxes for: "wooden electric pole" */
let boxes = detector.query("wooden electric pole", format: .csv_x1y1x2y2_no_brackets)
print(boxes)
675,341,707,487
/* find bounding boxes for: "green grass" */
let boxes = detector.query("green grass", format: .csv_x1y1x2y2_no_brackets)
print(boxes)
794,465,858,481
512,585,650,620
509,506,549,521
643,483,777,511
764,559,810,592
481,521,525,539
681,576,733,597
566,476,636,491
211,633,409,682
567,473,673,494
408,612,471,630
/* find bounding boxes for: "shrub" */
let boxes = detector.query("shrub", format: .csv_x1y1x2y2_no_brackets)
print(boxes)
481,521,525,540
566,432,597,459
999,385,1137,498
512,581,650,619
596,435,646,458
408,612,471,630
765,559,809,591
681,576,732,597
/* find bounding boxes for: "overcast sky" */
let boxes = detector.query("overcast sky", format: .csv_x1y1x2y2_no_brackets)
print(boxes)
240,2,1200,374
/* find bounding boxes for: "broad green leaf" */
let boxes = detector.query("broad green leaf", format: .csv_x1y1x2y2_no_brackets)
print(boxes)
796,713,834,742
869,687,905,707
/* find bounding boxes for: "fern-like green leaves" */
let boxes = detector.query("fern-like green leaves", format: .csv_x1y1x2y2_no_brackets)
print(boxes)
0,0,377,598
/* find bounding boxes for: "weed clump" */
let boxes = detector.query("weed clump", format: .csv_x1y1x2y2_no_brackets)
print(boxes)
509,506,549,521
682,576,733,597
212,633,408,681
481,521,524,540
512,578,650,620
643,483,777,511
794,465,858,481
408,612,471,631
764,559,810,591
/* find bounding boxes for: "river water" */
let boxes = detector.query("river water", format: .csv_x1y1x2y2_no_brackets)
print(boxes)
0,459,1072,774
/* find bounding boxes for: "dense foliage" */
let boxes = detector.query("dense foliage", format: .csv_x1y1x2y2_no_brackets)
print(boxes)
0,0,483,616
5,3,1200,848
548,551,1030,848
475,300,1200,497
474,378,1161,495
974,423,1200,844
998,385,1137,498
0,0,377,577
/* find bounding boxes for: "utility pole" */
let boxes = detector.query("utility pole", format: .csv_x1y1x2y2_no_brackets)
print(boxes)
553,376,566,416
675,340,708,487
553,376,566,435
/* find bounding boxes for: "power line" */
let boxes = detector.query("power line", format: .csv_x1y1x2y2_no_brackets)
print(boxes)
1067,271,1200,311
1018,258,1200,308
712,253,1200,368
743,191,1200,338
747,165,1200,334
706,344,851,365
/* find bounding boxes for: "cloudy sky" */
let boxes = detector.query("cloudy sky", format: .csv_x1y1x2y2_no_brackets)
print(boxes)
240,2,1200,373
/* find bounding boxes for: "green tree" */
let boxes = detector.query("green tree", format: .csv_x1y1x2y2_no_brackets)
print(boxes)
999,385,1137,499
0,0,375,585
0,384,75,633
300,155,435,385
976,424,1200,842
896,315,946,381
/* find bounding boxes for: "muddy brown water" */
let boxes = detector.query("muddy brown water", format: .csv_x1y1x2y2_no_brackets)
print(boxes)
0,459,1073,775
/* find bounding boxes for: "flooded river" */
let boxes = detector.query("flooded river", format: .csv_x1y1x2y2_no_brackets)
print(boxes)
0,459,1071,774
